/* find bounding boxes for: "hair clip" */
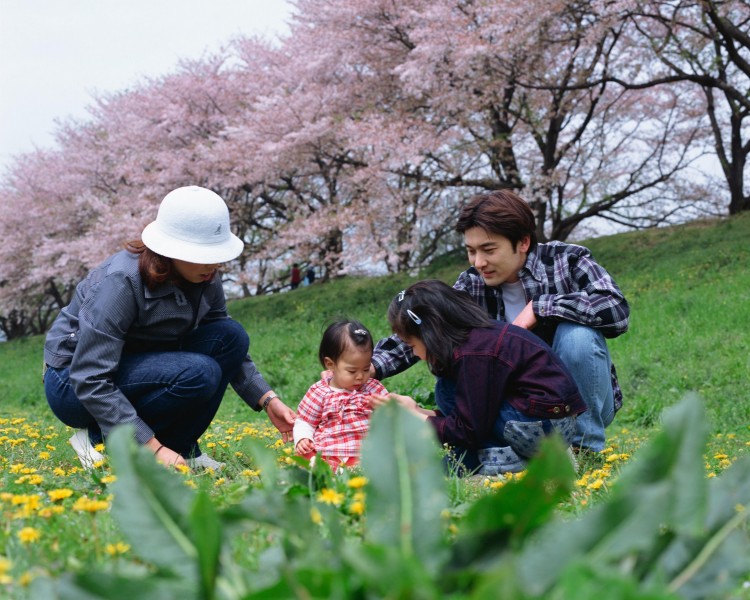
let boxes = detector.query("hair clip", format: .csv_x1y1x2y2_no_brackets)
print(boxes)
407,310,422,325
397,290,406,302
353,329,367,335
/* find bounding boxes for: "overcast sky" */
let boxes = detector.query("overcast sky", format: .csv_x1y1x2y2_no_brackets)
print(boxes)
0,0,291,174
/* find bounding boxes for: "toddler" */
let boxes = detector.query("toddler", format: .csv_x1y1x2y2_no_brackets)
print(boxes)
294,320,388,469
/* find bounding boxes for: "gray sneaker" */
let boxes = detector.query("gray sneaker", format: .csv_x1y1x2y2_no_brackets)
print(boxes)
188,454,225,470
69,429,105,469
477,446,526,475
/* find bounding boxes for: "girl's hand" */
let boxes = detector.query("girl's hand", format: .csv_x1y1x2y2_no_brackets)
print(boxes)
296,438,315,455
386,393,419,411
368,393,391,409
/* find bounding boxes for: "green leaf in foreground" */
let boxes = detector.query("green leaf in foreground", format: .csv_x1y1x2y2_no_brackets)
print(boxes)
360,401,450,575
517,394,750,599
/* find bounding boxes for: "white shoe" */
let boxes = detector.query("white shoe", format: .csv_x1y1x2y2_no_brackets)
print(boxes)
188,454,225,470
69,429,104,469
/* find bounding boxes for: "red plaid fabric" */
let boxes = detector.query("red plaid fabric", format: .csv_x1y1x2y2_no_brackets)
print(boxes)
296,377,388,458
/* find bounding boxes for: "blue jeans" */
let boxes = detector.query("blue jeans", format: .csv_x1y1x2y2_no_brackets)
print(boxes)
434,377,577,474
552,322,614,451
45,319,249,457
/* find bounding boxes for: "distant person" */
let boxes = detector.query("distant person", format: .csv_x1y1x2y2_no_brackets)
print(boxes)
305,267,316,286
290,263,302,290
43,186,296,470
372,189,629,454
379,281,585,474
294,320,388,470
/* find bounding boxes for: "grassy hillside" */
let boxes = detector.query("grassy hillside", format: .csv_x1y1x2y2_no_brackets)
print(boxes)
2,212,750,447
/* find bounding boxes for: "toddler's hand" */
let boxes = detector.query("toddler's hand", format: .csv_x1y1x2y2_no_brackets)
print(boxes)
387,393,418,411
368,393,390,409
296,438,315,456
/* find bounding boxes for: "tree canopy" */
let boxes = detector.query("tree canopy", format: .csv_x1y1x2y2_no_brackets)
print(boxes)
1,0,747,338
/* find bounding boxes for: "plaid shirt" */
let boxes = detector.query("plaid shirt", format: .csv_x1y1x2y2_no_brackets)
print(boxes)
295,377,388,458
372,241,629,409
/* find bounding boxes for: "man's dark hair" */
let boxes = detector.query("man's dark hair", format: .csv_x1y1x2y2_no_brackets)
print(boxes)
456,189,538,252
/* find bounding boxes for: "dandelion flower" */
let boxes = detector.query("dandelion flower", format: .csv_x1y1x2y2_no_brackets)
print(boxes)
349,501,365,516
18,527,41,544
48,489,74,502
105,542,131,556
317,488,345,506
310,507,323,524
347,476,368,489
73,496,110,513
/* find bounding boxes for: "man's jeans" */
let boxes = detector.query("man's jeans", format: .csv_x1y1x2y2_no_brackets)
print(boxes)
434,377,577,474
45,319,249,458
552,322,615,451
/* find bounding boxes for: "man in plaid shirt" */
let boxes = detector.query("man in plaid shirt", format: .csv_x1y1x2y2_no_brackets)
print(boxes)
372,189,630,452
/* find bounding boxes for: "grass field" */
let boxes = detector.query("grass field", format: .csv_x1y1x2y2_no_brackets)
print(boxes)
2,212,750,598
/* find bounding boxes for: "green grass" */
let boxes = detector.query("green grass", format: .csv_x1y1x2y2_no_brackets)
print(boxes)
2,212,750,595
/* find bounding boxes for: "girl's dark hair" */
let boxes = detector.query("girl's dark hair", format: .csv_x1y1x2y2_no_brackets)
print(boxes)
387,280,492,374
125,240,179,290
318,320,374,367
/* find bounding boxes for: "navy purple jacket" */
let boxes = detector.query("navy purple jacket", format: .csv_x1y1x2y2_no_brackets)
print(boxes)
427,322,586,449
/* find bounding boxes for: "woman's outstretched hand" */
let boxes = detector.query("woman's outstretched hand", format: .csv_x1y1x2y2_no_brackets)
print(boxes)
265,397,297,443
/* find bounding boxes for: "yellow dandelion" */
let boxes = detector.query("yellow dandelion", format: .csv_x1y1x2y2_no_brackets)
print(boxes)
347,476,368,489
94,443,105,453
100,475,117,484
72,496,110,513
19,571,33,587
727,433,736,440
489,480,506,490
242,469,261,478
707,472,717,478
587,478,605,491
0,556,12,575
317,488,345,506
214,478,226,487
184,480,197,489
48,488,74,502
46,444,56,451
349,501,365,515
714,453,729,460
17,527,41,544
38,452,51,460
206,442,216,449
448,523,459,535
105,542,131,556
440,509,451,519
310,506,323,524
53,467,66,476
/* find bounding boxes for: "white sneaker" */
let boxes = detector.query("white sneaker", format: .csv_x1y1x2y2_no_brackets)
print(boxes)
69,429,104,469
188,454,225,470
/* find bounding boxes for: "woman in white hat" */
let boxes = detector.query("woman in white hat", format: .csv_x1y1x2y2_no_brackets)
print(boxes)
43,186,296,469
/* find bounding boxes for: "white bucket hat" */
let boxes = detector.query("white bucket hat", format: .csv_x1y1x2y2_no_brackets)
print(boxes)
141,186,244,264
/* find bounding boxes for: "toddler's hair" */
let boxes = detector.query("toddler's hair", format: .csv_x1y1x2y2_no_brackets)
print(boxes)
387,280,491,374
319,319,374,366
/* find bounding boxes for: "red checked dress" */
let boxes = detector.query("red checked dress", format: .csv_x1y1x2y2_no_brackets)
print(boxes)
295,376,388,467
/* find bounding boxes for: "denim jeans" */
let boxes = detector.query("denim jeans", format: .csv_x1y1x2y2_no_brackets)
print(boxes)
551,322,615,451
434,377,577,474
45,319,249,457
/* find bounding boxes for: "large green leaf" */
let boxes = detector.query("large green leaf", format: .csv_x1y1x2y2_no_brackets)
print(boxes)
360,401,449,574
107,426,199,581
451,434,575,569
517,394,750,597
190,490,222,600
